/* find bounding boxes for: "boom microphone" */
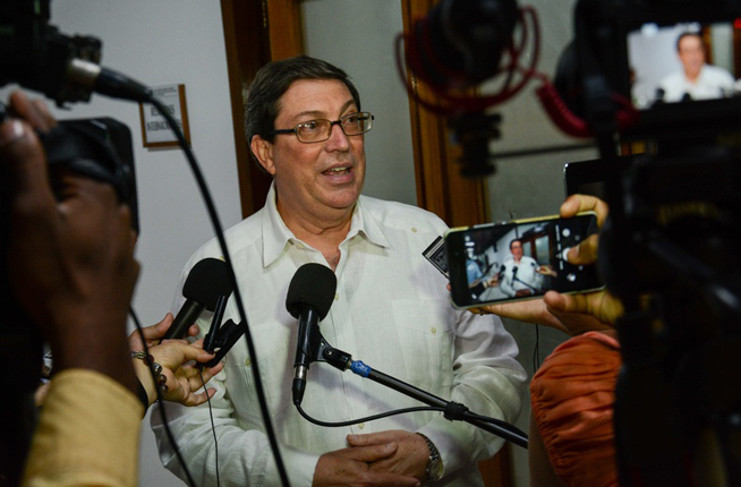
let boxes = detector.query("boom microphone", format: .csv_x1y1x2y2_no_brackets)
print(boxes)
286,263,337,405
163,258,233,341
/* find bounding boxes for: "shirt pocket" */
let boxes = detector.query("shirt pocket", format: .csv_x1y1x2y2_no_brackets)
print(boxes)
388,298,454,395
224,322,293,423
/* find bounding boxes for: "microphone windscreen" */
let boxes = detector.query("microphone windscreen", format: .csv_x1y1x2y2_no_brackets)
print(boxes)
183,258,233,310
286,263,337,320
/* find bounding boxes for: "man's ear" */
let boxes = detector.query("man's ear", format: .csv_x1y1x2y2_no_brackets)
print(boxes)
250,135,276,175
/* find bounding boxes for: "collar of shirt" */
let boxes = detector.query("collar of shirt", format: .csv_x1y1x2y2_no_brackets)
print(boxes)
260,183,390,268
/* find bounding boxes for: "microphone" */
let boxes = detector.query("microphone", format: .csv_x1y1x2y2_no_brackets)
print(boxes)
163,258,233,341
286,263,337,406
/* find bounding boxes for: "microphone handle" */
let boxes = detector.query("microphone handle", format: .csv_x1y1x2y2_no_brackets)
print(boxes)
292,307,320,405
204,294,227,353
163,300,204,341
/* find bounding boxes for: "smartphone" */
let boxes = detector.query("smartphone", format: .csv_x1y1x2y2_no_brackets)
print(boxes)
445,213,603,308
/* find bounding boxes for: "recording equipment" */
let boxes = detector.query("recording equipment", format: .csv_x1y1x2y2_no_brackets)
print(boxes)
163,258,233,341
559,2,741,484
399,0,544,177
203,294,228,353
407,0,518,90
0,0,150,105
444,213,603,308
202,319,245,368
285,263,337,406
42,117,140,232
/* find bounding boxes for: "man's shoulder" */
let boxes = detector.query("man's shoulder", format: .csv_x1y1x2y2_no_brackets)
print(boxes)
359,195,447,232
189,208,264,260
703,64,735,82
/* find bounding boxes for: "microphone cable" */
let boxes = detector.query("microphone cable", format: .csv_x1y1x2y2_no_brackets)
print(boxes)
295,395,528,448
129,307,197,487
74,65,290,485
199,369,220,487
142,91,290,486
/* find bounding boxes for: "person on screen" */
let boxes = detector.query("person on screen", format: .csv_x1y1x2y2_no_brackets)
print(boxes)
657,32,735,103
499,239,555,298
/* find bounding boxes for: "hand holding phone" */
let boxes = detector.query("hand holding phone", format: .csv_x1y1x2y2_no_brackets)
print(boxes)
443,213,603,309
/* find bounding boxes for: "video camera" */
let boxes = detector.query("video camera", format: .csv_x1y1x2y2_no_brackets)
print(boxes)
568,1,741,485
1,2,140,483
407,0,741,485
0,0,102,105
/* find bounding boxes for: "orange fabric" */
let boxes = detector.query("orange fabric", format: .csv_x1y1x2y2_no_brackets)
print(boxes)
530,331,621,487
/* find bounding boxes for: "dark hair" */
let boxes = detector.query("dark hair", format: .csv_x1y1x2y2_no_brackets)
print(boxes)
509,238,522,249
676,32,703,52
244,55,361,156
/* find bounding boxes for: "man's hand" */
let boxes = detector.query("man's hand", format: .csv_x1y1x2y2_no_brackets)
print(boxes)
346,431,428,480
313,441,420,486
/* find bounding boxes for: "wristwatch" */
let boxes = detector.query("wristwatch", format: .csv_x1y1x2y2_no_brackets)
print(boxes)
417,433,444,482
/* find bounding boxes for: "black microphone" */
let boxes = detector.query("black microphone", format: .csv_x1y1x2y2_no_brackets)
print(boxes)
163,258,233,341
286,263,337,406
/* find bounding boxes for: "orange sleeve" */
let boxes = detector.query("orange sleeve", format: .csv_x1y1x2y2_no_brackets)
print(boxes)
530,331,621,487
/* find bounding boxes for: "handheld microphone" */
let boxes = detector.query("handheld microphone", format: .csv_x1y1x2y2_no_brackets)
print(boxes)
163,258,233,341
286,263,337,406
202,319,245,368
203,294,228,353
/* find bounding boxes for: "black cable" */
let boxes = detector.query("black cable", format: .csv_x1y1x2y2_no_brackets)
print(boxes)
146,95,290,486
296,403,444,428
200,370,220,487
129,307,197,487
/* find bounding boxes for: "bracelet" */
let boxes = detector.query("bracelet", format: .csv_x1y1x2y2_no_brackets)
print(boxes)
131,350,168,395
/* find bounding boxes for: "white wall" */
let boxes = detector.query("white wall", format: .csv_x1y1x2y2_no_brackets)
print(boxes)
2,1,241,484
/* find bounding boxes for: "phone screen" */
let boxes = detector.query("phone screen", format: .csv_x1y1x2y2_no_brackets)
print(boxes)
445,213,603,308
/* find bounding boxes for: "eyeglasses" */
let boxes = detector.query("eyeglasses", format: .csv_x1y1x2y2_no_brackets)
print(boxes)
266,112,374,143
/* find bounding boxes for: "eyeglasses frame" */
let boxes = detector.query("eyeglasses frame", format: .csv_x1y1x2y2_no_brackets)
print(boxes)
265,111,374,144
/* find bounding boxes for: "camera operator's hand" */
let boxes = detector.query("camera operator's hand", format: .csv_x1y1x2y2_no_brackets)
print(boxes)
473,194,622,335
1,91,140,394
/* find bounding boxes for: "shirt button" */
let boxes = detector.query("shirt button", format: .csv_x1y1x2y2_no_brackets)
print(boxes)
411,227,417,233
431,327,437,335
244,358,252,367
334,293,339,301
358,423,365,430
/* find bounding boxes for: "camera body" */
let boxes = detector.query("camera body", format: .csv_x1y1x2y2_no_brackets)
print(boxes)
0,0,103,106
566,1,741,484
567,0,741,140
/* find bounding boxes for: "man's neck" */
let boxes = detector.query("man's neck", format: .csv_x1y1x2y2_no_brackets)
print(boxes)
277,201,355,270
685,67,702,84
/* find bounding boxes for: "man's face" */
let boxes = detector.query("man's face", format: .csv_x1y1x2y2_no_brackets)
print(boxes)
252,79,366,223
510,240,523,260
678,35,705,79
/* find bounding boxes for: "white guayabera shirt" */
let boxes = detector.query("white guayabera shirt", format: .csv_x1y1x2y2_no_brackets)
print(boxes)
152,184,526,487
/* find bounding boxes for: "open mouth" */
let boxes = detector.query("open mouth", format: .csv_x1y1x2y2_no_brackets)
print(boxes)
323,166,351,176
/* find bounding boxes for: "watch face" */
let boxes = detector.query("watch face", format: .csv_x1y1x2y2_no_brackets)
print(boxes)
428,458,444,481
